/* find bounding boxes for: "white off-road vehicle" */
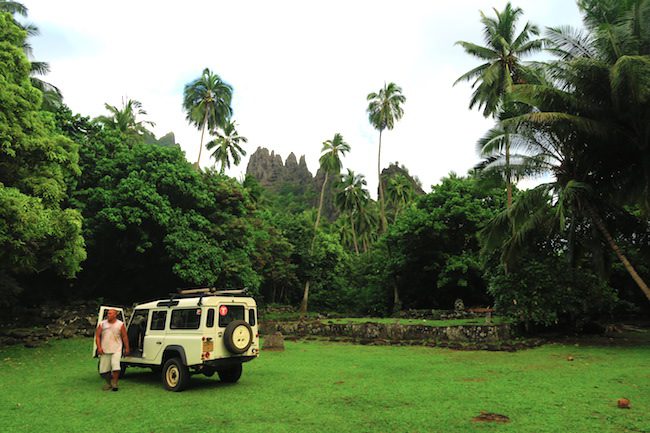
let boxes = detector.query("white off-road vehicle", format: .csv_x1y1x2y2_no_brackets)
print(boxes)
93,288,259,391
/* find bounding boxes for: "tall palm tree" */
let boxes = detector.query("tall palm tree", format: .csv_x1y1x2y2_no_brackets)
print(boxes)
481,1,650,301
386,174,416,221
300,133,350,315
335,169,369,255
367,82,406,232
96,98,155,139
206,120,248,175
455,2,544,207
183,68,233,168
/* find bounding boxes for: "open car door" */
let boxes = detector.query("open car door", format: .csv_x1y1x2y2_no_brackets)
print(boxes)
92,305,125,358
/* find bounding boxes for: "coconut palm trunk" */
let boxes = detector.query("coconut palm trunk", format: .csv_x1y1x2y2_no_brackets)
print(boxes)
350,212,359,255
196,109,209,167
377,129,387,233
302,172,329,314
314,172,329,238
506,138,512,208
586,204,650,301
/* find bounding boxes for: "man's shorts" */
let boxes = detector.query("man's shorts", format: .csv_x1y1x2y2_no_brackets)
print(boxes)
99,352,121,373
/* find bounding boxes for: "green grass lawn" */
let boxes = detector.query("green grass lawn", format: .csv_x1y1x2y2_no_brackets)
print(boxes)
0,338,648,433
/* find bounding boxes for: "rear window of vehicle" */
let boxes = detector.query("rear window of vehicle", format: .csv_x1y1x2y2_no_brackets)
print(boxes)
170,308,202,330
218,305,244,328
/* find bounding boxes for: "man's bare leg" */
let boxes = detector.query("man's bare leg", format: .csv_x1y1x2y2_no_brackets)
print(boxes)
111,370,120,391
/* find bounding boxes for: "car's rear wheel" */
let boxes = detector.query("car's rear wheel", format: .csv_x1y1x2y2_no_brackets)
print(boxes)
223,320,253,354
218,364,242,383
162,357,190,392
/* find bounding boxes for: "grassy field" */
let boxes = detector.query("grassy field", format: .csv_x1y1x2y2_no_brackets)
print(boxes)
0,337,648,433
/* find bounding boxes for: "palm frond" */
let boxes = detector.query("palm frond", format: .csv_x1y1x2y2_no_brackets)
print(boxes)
454,41,499,60
545,25,597,60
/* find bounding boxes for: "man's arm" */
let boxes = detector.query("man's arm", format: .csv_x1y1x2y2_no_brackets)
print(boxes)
95,325,104,355
121,324,130,355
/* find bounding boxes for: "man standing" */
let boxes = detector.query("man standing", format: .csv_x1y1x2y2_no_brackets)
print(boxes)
95,309,130,391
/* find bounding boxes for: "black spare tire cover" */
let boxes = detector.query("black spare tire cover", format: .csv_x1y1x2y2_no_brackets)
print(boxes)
223,320,253,354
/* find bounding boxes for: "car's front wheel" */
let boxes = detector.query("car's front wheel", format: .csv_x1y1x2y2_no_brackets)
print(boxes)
218,364,242,383
162,358,190,392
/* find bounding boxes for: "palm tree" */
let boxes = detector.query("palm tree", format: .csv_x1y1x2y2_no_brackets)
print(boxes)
386,174,415,221
357,201,379,253
2,1,63,110
313,133,351,235
366,82,406,232
206,120,248,175
480,1,650,301
96,98,155,139
183,68,233,168
299,133,350,315
455,2,544,207
335,169,369,255
0,1,27,15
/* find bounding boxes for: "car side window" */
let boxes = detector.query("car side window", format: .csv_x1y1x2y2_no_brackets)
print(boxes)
206,308,215,328
249,309,256,327
150,310,167,331
170,308,202,330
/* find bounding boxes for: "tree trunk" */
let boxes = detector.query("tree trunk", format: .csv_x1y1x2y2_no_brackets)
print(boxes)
392,284,401,313
587,204,650,301
195,110,209,168
377,130,388,233
299,280,310,316
303,173,329,315
314,172,328,232
350,211,359,255
506,137,512,208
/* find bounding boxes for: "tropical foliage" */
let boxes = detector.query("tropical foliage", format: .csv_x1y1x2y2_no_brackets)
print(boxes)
0,14,84,305
0,3,648,330
477,0,650,305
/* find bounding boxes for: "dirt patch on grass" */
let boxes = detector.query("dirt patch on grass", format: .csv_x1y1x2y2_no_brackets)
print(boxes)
472,411,510,423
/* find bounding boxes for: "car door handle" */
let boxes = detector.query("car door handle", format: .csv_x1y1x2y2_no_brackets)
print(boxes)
156,342,162,345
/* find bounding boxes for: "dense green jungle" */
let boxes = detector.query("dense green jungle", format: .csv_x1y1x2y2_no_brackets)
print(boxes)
1,0,649,332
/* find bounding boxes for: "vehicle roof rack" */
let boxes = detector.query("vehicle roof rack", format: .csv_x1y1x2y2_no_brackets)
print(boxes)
162,287,249,306
174,287,248,296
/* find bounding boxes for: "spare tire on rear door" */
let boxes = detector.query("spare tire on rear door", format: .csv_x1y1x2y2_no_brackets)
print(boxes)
223,320,253,354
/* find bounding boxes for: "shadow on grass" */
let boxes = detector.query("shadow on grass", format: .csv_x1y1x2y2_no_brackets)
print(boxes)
116,368,239,392
546,327,650,348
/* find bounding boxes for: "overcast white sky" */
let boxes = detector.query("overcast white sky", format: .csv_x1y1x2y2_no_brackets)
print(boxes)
23,0,583,196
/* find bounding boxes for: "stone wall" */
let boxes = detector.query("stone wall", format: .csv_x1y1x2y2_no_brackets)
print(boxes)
0,302,127,348
261,320,512,345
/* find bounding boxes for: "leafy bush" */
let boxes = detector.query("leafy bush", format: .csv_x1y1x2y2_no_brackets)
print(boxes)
486,255,618,329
